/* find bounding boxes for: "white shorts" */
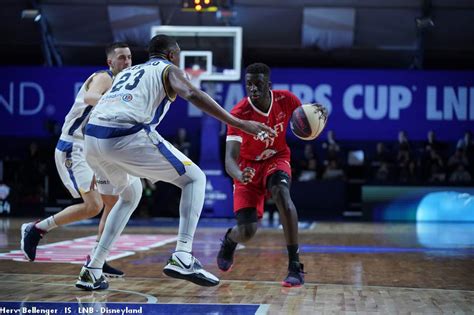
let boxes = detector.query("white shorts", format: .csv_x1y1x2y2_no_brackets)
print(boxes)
84,122,197,195
55,139,94,199
55,139,118,198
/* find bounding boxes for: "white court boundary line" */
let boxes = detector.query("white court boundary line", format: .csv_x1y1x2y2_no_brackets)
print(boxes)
1,279,272,313
0,279,158,303
255,304,270,315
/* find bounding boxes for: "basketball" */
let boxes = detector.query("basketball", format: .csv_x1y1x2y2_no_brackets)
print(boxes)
290,103,328,140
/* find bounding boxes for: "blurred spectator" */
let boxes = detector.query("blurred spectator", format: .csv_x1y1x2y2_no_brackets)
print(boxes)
296,144,317,174
303,143,315,160
374,162,390,182
322,160,345,180
372,142,391,167
447,148,469,172
0,181,11,214
298,158,318,182
456,131,474,170
399,160,419,184
396,131,412,178
321,130,341,164
449,164,472,184
172,128,191,157
456,131,473,151
396,130,411,153
397,149,410,170
425,150,446,183
424,130,444,155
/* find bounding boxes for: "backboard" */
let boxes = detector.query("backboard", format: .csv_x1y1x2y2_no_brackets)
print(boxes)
150,26,242,82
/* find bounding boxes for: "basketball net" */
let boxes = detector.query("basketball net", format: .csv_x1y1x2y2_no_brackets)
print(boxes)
185,66,205,89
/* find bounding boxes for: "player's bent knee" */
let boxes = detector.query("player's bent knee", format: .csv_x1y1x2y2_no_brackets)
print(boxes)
121,177,143,206
189,165,206,185
173,164,206,189
84,198,103,217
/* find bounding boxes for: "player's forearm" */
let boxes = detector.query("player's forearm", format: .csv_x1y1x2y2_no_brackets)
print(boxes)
225,157,242,181
188,90,243,128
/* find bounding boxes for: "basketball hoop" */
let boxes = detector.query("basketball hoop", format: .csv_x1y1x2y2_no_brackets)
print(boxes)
185,66,205,89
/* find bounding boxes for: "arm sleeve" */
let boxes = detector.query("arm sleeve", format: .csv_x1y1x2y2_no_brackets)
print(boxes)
226,106,243,143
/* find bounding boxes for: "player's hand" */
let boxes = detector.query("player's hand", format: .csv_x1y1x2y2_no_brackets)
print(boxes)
238,120,276,141
239,167,255,184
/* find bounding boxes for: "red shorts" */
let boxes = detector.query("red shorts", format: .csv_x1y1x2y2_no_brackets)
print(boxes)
233,156,292,218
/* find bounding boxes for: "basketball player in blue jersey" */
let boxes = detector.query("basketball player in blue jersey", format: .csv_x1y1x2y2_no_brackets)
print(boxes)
20,42,132,278
76,34,276,290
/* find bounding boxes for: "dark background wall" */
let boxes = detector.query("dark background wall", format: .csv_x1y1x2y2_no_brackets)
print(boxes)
2,0,474,69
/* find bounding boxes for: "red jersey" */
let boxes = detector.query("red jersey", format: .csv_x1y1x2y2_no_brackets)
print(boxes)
227,90,301,161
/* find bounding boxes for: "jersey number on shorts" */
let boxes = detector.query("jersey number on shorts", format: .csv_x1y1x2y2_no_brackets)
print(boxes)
111,69,145,93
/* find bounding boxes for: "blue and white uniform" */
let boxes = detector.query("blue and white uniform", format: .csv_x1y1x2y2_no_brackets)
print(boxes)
82,58,218,286
55,70,114,198
84,59,202,194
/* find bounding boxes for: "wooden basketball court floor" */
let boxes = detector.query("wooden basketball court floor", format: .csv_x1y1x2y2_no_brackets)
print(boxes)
0,218,473,314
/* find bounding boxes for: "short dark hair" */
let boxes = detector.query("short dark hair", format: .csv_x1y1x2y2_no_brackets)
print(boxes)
246,63,271,77
148,34,178,58
105,42,129,57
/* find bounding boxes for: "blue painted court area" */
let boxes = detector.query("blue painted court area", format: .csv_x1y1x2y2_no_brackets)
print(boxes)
300,245,474,255
0,302,264,315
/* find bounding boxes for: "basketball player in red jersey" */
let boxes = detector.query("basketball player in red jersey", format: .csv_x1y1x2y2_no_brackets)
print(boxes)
217,63,325,287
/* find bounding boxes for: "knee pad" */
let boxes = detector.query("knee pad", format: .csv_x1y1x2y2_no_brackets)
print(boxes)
266,170,291,191
236,208,258,225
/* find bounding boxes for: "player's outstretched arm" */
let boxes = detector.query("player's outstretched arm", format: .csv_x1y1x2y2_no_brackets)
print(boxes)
84,72,113,106
167,66,275,138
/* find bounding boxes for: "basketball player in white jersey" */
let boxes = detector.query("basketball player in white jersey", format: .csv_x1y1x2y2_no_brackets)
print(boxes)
21,42,132,277
75,34,275,290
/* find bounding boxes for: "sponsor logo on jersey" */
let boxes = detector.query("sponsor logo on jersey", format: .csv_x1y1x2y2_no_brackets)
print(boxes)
122,93,133,102
96,179,110,185
274,95,286,102
255,149,277,161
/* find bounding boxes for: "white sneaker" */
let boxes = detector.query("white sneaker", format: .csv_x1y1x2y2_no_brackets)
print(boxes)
163,251,220,287
75,266,109,291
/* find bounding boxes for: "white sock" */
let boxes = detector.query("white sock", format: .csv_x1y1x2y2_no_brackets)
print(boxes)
89,178,142,269
84,266,103,281
173,251,193,265
171,165,205,253
35,216,57,232
89,241,99,258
